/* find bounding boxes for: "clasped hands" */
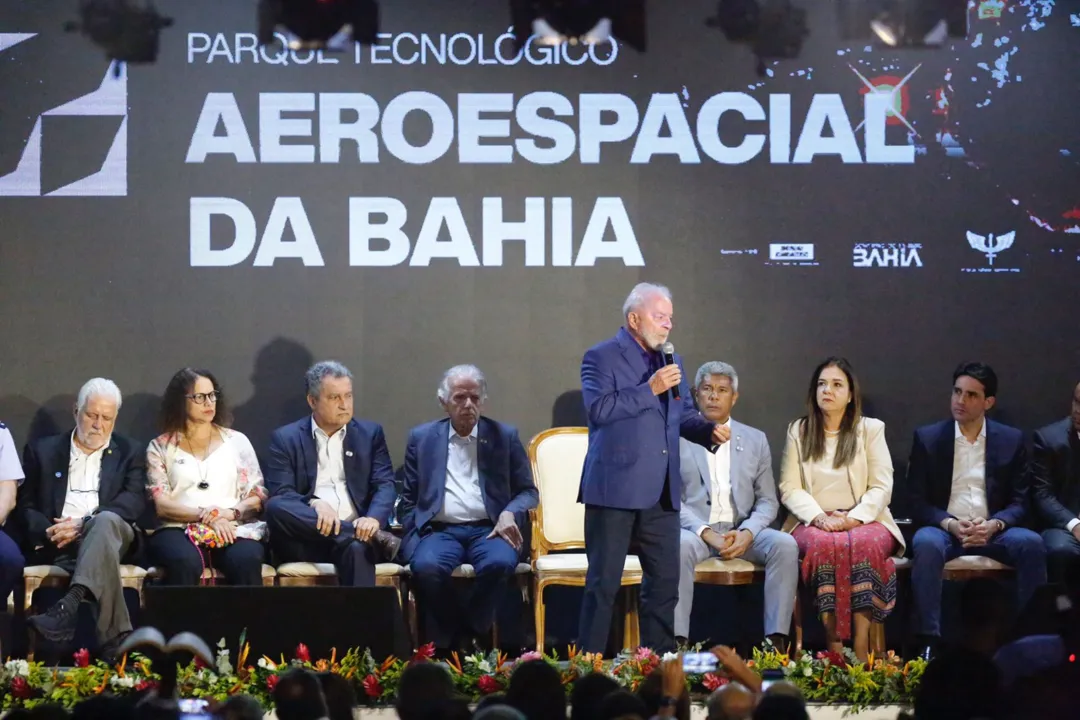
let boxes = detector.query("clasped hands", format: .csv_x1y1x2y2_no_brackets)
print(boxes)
702,527,752,560
45,517,84,549
310,500,380,541
812,510,862,532
198,506,240,544
946,516,1002,548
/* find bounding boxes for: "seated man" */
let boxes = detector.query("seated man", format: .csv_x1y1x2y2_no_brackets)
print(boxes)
675,361,798,650
265,361,398,587
1031,380,1080,589
908,362,1046,657
17,378,147,659
0,422,27,618
399,365,538,653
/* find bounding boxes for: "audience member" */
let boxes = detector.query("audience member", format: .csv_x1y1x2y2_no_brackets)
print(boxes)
474,693,509,713
637,660,690,720
395,663,458,720
505,660,566,720
570,672,621,720
913,649,1003,720
752,694,807,720
317,671,357,720
598,690,650,720
706,683,755,720
272,668,328,720
217,695,263,720
473,705,526,720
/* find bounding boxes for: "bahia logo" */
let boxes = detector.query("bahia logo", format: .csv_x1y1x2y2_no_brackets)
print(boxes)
853,242,923,268
0,34,128,197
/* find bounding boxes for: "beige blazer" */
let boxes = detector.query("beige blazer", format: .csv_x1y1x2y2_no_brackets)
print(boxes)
779,416,905,554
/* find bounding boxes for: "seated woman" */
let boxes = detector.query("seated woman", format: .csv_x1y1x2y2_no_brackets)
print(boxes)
146,368,267,585
779,357,905,661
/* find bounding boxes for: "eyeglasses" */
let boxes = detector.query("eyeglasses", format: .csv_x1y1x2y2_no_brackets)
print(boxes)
185,392,219,405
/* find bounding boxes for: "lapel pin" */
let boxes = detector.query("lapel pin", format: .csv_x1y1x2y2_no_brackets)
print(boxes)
345,450,354,457
55,472,62,478
107,449,112,455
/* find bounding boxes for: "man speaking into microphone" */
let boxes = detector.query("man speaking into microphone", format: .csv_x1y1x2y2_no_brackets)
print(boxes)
577,283,728,653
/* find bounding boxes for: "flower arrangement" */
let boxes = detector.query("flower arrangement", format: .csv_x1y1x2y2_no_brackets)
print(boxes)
0,641,926,713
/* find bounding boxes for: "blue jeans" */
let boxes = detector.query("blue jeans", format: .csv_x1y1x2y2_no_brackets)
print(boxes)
911,525,1046,637
408,523,519,648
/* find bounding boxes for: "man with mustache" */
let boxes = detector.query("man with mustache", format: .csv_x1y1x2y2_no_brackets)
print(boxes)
17,378,147,660
577,283,727,653
399,365,538,655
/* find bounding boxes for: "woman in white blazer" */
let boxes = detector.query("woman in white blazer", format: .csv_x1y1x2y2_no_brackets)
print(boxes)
779,357,905,662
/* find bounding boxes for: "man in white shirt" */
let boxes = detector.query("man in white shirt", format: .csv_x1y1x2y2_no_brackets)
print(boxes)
908,362,1046,657
1031,380,1080,589
398,365,538,654
674,361,798,650
265,361,399,587
0,422,27,620
16,378,148,660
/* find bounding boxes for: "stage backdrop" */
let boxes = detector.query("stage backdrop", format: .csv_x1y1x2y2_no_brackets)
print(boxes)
1,1,1079,507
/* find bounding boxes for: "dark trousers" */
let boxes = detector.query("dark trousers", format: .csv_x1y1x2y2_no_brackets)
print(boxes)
147,528,265,586
1042,528,1080,588
265,496,377,587
408,522,519,649
0,528,24,606
578,502,679,654
911,525,1047,637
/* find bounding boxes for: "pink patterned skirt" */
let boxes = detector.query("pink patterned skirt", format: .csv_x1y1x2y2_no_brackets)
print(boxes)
791,522,898,640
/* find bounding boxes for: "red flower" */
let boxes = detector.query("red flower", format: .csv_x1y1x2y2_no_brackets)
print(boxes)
815,651,845,668
702,673,728,692
362,674,383,698
266,674,280,693
73,648,91,668
295,644,311,663
412,642,436,662
477,675,500,695
194,656,209,670
10,676,33,700
135,680,158,692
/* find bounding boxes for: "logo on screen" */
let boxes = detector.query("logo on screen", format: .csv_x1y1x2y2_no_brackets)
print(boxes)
0,34,127,197
963,230,1019,273
853,243,923,268
769,244,815,261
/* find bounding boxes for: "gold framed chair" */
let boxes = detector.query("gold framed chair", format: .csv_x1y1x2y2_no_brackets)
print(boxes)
527,427,643,654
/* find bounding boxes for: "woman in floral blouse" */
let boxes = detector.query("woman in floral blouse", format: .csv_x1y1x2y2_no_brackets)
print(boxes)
146,368,267,585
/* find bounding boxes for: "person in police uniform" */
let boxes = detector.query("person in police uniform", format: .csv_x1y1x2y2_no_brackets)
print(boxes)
0,422,27,614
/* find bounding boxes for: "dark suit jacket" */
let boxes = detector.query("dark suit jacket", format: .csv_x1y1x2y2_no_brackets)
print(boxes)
264,416,396,525
1031,417,1080,530
16,432,147,550
578,327,714,511
399,416,538,560
907,418,1028,529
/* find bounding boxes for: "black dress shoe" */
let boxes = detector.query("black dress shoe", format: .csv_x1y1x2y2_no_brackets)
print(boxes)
373,530,401,562
99,630,132,665
28,596,80,643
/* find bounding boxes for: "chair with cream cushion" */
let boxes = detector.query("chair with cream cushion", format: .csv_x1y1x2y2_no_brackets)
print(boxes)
145,564,278,586
527,427,643,654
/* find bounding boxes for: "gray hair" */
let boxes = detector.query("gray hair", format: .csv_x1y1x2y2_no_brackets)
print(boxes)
305,361,353,398
437,364,488,403
621,282,672,319
76,378,122,414
706,682,754,720
695,361,739,392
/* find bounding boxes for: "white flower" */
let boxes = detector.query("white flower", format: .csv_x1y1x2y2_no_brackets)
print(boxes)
216,649,234,676
662,652,678,663
477,660,492,674
5,660,29,678
803,666,812,677
110,676,136,688
258,658,275,670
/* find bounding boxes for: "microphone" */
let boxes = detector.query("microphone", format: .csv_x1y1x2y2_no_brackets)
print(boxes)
661,342,680,401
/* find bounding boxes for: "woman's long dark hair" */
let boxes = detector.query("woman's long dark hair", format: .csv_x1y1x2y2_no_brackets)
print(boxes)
158,367,231,434
799,356,862,468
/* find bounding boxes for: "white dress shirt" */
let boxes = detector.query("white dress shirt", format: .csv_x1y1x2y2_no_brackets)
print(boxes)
312,419,358,522
62,432,104,520
698,419,734,535
945,420,990,525
434,423,488,524
0,426,24,484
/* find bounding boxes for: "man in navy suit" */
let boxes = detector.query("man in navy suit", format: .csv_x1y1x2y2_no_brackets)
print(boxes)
1031,380,1080,589
578,283,725,653
907,362,1046,656
16,378,146,660
399,365,538,653
265,361,399,587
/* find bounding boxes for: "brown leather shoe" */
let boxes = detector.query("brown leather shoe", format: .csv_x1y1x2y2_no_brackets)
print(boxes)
373,530,401,562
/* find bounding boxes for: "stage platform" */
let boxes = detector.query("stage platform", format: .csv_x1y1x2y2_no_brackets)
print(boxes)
261,705,904,719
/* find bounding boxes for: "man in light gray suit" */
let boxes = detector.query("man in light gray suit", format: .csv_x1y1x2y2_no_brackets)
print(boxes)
675,361,798,650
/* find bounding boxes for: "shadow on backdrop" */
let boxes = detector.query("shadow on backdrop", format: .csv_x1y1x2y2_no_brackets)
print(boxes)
232,338,315,465
551,390,586,428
